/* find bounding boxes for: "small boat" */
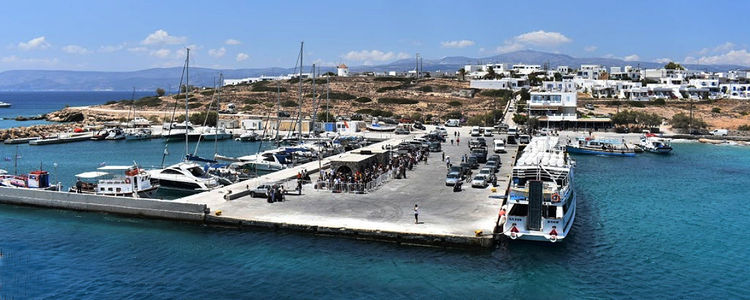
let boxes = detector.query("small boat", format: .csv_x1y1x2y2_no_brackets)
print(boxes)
638,134,673,154
104,128,126,140
70,165,158,198
194,126,232,141
91,129,110,140
161,122,197,141
565,137,636,157
0,101,11,108
149,162,222,192
0,170,60,191
236,131,259,142
365,117,397,132
125,128,152,140
30,132,93,145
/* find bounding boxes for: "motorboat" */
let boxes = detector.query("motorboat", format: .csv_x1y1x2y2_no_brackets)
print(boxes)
104,128,126,140
0,170,60,191
194,126,232,141
366,117,397,132
161,122,197,141
91,129,110,140
128,117,151,127
0,101,11,108
565,137,636,157
236,131,259,142
502,136,575,243
638,134,673,154
70,165,158,198
125,128,152,140
149,162,222,192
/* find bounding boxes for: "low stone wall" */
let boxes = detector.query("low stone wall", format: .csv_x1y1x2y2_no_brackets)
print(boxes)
0,187,207,221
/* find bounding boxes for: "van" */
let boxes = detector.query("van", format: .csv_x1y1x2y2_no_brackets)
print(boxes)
470,126,481,136
518,134,530,144
494,139,506,153
508,127,517,135
710,129,728,136
445,119,460,127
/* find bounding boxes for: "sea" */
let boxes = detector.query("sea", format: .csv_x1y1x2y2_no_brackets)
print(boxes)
1,92,750,298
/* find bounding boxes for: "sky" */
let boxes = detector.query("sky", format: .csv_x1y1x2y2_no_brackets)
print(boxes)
1,0,749,72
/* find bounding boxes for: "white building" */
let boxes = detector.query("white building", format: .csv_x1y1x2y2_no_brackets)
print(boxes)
337,64,350,77
557,66,571,74
541,80,576,92
528,91,578,124
512,64,542,75
577,65,606,80
470,78,528,90
720,83,750,99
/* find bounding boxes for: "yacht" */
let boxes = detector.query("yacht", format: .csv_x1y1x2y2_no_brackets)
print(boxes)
215,151,286,173
125,128,152,140
365,117,397,132
638,134,672,154
71,165,158,198
0,101,11,108
128,117,151,128
236,131,259,142
565,137,636,157
149,162,222,192
194,126,232,141
104,128,126,140
161,122,197,141
502,136,575,243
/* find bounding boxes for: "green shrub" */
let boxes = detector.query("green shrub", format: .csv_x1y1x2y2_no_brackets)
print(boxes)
671,113,707,129
355,108,393,117
243,99,259,105
376,85,408,93
738,124,750,131
281,100,298,107
188,102,203,109
481,89,513,99
105,100,118,105
134,96,162,107
354,97,372,103
374,77,410,82
328,92,356,100
378,97,418,105
652,98,666,105
252,85,287,92
418,86,433,92
740,111,749,116
711,107,721,113
448,101,462,107
443,111,463,120
628,101,645,107
200,90,215,96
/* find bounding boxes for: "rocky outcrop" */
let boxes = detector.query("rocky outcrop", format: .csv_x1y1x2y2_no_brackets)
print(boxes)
45,110,84,122
0,123,81,140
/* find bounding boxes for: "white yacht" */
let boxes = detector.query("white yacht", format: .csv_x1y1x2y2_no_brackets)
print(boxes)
125,128,152,140
161,122,196,140
638,134,673,154
72,165,158,198
104,128,126,140
502,136,576,243
0,101,11,108
195,126,232,141
149,162,222,192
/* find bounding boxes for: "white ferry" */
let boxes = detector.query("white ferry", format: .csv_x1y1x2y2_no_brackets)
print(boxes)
501,136,576,243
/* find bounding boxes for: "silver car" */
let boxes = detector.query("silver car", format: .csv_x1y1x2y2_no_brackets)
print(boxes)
471,175,489,188
445,172,462,186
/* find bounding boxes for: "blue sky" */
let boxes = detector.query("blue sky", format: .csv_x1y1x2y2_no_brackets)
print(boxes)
1,0,749,71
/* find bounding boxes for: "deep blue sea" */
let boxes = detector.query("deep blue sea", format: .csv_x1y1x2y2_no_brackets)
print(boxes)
0,93,749,298
0,91,152,128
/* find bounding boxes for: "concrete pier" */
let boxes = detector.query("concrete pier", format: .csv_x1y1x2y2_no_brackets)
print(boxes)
178,127,518,248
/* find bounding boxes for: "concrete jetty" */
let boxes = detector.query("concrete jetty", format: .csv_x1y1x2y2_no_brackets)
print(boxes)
177,127,518,248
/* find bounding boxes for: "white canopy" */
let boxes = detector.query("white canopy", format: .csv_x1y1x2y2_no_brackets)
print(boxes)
74,171,110,179
97,165,131,171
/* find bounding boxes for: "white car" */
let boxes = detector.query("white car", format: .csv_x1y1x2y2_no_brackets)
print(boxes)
483,128,493,137
494,139,505,153
471,175,489,188
470,126,481,136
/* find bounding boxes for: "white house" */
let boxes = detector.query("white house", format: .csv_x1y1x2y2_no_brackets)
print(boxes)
541,80,576,92
576,65,606,80
470,78,528,90
527,91,578,125
337,64,350,77
512,64,541,75
557,66,571,74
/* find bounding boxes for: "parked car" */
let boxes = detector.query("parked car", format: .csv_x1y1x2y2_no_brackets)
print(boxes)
445,172,462,186
479,168,497,184
485,161,499,173
710,129,728,136
413,122,426,130
428,141,442,152
483,128,493,137
467,156,479,169
470,126,481,136
488,154,500,162
394,128,410,135
448,166,462,176
471,148,488,163
459,163,473,178
471,175,489,188
250,184,273,198
494,139,505,153
436,127,448,137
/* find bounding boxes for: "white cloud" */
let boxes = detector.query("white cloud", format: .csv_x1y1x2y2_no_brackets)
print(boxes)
127,47,148,53
684,49,750,66
342,50,409,65
441,40,475,48
150,48,171,58
236,52,249,62
18,36,50,50
698,42,735,55
494,30,571,54
208,47,226,58
61,45,90,55
623,54,640,61
225,39,241,45
584,45,598,52
654,58,672,64
141,30,186,45
99,44,125,53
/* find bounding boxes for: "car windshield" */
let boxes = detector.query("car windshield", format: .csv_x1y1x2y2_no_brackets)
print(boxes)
473,176,485,181
480,169,490,174
447,173,459,179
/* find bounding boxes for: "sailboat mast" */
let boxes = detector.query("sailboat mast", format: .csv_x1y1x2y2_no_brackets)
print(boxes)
215,73,223,155
326,74,330,123
298,42,303,141
185,48,190,158
311,63,316,137
275,81,281,144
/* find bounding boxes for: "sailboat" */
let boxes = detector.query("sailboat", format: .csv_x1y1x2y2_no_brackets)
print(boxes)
149,48,223,193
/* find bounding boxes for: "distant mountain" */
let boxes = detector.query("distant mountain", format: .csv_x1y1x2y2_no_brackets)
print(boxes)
0,50,745,91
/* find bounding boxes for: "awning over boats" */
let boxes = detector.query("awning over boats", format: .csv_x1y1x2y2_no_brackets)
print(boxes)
74,171,110,179
97,165,132,171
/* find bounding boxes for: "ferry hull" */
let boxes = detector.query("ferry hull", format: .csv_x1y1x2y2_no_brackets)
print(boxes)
565,145,636,157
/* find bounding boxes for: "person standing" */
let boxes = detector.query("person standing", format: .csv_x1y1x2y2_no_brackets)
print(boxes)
456,137,460,146
414,204,419,224
441,151,445,161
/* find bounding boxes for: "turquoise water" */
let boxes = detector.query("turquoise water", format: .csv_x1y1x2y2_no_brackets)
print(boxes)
0,91,152,128
0,142,749,298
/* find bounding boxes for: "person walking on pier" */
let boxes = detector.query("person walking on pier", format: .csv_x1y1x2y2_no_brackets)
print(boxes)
414,204,419,224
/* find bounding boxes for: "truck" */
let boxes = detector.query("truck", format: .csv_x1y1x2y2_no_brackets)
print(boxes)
710,129,728,136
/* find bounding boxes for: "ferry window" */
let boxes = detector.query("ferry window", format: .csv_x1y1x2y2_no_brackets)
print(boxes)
116,188,121,192
545,205,558,218
509,204,528,216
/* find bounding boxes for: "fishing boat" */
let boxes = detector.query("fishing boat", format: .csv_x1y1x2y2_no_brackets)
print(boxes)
638,134,672,154
0,101,11,108
502,136,575,243
70,165,158,198
104,128,126,140
125,128,152,140
565,137,636,157
0,170,60,191
366,117,397,132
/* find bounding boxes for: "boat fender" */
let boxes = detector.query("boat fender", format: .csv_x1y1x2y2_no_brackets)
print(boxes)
551,193,561,203
124,178,131,184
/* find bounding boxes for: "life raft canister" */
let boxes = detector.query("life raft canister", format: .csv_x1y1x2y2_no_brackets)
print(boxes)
551,193,561,203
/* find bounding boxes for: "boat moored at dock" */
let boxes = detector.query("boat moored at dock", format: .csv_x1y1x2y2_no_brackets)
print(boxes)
502,136,575,243
565,137,637,157
71,165,158,198
638,134,673,154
